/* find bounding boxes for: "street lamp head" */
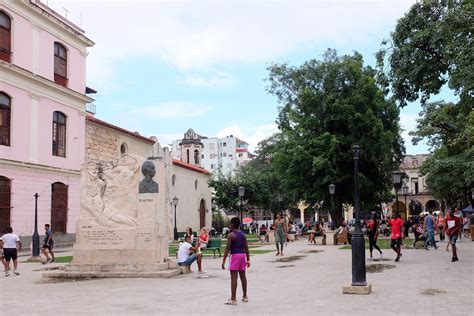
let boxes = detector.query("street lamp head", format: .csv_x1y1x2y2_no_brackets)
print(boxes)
402,183,409,195
392,170,402,186
172,196,179,207
238,186,245,198
329,183,335,195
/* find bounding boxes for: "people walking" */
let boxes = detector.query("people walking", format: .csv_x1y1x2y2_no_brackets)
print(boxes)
0,227,22,276
367,213,382,259
274,214,288,256
222,217,250,305
424,210,437,250
412,219,426,248
444,208,463,262
41,224,55,263
389,213,403,262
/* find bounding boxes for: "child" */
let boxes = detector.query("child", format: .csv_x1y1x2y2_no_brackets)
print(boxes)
222,217,250,305
198,227,209,250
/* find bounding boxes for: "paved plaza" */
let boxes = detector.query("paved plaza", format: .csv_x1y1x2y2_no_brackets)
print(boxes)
1,239,473,316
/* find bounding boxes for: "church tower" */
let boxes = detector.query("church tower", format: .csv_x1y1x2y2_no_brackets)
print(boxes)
179,128,203,166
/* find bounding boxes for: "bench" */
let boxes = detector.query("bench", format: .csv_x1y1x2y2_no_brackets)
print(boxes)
201,238,222,258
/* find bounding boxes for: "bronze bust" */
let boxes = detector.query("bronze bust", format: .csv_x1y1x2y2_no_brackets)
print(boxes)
139,160,159,194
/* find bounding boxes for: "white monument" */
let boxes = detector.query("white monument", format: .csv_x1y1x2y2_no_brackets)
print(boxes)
44,154,179,279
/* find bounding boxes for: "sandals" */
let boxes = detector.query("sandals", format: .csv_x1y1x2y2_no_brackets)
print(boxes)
242,297,249,303
225,299,237,305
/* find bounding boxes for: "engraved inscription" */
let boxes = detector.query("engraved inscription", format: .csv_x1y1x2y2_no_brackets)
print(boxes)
82,230,124,246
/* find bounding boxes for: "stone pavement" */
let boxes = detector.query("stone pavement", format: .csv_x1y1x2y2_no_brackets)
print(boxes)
1,239,473,316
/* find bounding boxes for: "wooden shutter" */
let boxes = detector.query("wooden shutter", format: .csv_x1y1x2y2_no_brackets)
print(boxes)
51,183,68,233
0,12,11,62
0,177,11,233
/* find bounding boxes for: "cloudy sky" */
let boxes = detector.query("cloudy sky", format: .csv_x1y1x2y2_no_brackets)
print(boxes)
47,0,441,153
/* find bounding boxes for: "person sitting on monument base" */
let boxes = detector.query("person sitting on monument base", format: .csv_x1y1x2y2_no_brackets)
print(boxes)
177,235,205,273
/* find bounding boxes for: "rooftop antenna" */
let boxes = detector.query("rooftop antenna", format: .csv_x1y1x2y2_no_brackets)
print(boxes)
62,7,69,19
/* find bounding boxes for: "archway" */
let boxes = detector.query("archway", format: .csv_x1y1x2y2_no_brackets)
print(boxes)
51,182,68,233
199,199,206,229
409,200,423,216
0,176,11,233
425,200,439,213
391,201,407,219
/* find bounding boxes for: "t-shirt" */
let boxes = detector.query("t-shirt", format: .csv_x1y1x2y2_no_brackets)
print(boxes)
446,214,462,236
0,233,20,249
44,229,53,244
389,218,403,239
177,242,192,263
425,215,435,231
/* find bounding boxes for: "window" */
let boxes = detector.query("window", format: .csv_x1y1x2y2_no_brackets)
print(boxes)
51,182,68,233
54,42,67,87
186,149,190,163
120,142,127,155
0,11,11,62
412,159,418,168
223,142,227,147
52,111,66,157
0,92,11,146
194,179,198,190
210,164,214,169
0,176,11,233
223,152,227,157
172,174,176,186
209,143,215,149
194,149,199,164
239,153,243,157
201,154,204,159
412,178,419,195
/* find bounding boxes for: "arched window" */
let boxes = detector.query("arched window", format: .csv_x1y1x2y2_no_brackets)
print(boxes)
194,150,199,165
186,149,190,164
120,142,127,155
0,176,11,233
0,92,11,146
0,11,11,62
54,42,67,87
172,174,176,186
52,111,66,157
51,182,68,233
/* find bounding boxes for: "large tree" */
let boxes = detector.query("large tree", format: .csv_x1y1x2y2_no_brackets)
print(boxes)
266,49,404,224
377,1,473,208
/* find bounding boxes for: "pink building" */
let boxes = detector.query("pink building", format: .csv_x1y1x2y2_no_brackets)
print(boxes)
0,0,94,242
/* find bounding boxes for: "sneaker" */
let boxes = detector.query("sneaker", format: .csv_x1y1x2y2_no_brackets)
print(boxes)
51,258,56,263
47,257,53,263
13,269,19,275
198,270,207,274
5,271,9,277
451,257,456,262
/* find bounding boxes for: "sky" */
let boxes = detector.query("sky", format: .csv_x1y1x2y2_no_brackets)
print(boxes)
46,0,443,154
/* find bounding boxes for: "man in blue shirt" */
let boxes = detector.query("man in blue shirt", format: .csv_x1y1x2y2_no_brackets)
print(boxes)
424,210,437,250
41,224,55,263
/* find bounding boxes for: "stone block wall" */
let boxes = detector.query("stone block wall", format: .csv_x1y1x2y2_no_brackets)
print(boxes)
85,122,119,162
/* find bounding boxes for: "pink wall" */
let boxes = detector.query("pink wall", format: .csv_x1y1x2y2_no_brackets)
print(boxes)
0,165,80,236
0,82,85,171
1,4,87,94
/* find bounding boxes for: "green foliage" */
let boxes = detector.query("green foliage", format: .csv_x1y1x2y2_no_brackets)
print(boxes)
266,49,404,223
376,1,473,107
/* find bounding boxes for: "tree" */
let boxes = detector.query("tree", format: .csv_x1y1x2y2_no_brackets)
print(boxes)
266,49,404,224
376,1,473,108
377,1,474,208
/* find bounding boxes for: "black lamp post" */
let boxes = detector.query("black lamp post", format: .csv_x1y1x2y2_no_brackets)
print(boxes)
402,183,409,218
392,171,403,217
329,184,335,225
173,196,179,241
238,186,245,227
351,145,366,286
32,193,40,257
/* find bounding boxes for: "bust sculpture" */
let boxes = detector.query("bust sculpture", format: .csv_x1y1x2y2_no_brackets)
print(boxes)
139,160,159,194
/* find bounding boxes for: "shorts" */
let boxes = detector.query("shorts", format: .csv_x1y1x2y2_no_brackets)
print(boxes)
391,237,401,249
178,254,198,266
42,243,53,250
229,253,247,271
3,248,17,261
450,234,458,246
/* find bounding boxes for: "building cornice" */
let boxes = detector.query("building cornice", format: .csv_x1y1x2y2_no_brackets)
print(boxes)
0,158,81,176
86,115,156,144
0,61,93,111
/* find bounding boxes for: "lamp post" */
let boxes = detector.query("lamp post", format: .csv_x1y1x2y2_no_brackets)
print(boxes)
351,145,366,286
173,196,179,241
238,186,245,227
392,171,403,217
402,183,409,219
32,193,40,257
329,184,335,226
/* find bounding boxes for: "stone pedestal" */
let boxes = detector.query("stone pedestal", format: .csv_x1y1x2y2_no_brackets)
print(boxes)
343,283,372,295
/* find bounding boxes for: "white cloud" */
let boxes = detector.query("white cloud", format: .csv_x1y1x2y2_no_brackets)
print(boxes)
130,102,212,119
47,0,415,89
181,71,234,88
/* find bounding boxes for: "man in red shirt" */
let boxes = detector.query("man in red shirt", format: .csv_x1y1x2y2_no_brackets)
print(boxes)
389,213,403,262
444,208,463,262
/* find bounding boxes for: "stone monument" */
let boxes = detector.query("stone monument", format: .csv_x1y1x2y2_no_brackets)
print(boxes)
44,154,179,279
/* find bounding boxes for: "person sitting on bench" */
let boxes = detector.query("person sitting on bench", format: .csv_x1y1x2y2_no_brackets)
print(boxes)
177,235,205,273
